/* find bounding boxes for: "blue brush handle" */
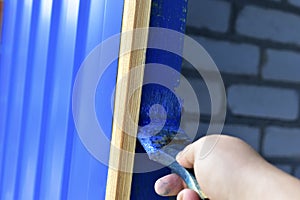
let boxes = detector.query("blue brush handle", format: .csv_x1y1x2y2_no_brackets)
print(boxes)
169,161,209,200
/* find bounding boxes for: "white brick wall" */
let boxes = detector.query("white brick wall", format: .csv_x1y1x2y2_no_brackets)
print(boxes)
191,37,260,75
185,0,300,176
221,124,260,151
263,127,300,157
228,85,299,120
289,0,300,7
275,164,293,174
262,49,300,83
178,78,225,115
237,6,300,44
295,167,300,178
187,0,231,32
188,122,260,150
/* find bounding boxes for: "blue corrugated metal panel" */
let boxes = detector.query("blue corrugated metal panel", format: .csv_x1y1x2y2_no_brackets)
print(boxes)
0,0,124,199
0,0,187,199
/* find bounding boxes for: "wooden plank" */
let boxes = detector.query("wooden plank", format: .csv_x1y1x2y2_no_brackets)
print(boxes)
105,0,152,200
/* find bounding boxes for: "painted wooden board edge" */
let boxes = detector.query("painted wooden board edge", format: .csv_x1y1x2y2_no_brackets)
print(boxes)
105,0,152,200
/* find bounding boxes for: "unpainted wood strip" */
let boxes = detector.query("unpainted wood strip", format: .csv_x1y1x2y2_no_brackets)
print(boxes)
105,0,152,200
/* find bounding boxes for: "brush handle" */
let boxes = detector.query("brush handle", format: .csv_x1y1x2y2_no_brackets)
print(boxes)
169,161,209,200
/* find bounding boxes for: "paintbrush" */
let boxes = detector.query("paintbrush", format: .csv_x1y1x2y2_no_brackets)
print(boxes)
137,124,209,200
137,84,209,200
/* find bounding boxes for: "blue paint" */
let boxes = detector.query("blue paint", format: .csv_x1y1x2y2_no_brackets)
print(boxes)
95,60,120,141
139,84,181,128
0,0,187,199
131,0,188,199
138,124,179,153
0,0,124,199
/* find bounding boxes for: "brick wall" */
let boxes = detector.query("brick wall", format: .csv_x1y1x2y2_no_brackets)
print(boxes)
183,0,300,177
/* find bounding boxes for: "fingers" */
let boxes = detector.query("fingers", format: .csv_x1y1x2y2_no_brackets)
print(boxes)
177,189,200,200
155,174,200,200
154,173,186,196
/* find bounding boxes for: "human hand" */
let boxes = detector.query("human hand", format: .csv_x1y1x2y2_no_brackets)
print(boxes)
154,135,300,200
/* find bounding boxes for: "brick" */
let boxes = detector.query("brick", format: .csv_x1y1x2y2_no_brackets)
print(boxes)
295,166,300,178
187,0,230,32
177,78,225,116
191,122,260,150
237,6,300,45
228,85,299,120
190,37,259,75
275,164,293,174
263,126,300,157
289,0,300,7
181,120,226,140
262,49,300,83
177,77,204,114
181,121,227,139
188,120,224,139
222,124,260,151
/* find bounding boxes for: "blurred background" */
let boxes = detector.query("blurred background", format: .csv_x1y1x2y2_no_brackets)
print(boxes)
182,0,300,178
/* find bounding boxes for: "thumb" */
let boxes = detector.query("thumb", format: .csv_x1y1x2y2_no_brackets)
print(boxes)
176,135,221,168
176,143,196,168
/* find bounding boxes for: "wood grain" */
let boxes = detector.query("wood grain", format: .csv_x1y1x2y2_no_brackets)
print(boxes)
105,0,152,200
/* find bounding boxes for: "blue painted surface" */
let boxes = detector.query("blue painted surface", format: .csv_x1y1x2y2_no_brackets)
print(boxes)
131,0,188,199
0,0,124,199
0,0,187,199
